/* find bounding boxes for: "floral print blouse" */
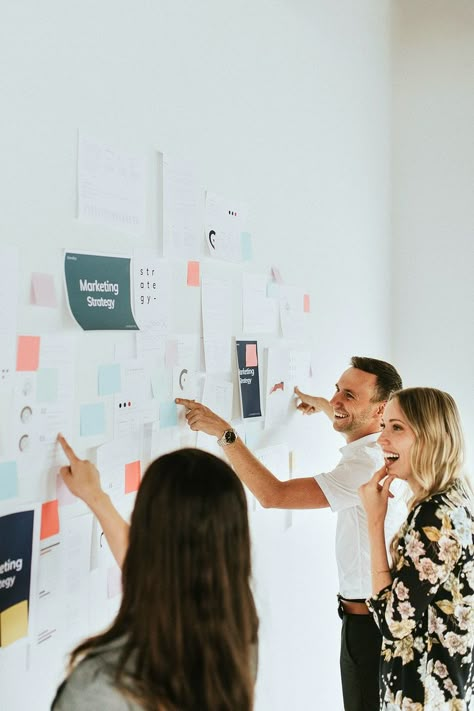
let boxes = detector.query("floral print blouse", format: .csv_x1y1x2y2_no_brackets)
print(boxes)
367,482,474,711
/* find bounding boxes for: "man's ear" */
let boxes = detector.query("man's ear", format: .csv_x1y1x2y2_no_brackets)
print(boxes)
376,401,387,416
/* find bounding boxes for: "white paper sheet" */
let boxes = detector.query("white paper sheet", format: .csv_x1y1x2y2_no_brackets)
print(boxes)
78,133,146,236
196,378,233,454
163,156,203,259
242,273,278,334
132,251,171,333
202,277,233,373
96,435,140,498
279,285,307,340
264,348,292,427
60,514,93,648
205,192,247,262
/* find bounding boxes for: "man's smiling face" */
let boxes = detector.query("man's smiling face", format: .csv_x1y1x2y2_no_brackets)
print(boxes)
329,367,384,443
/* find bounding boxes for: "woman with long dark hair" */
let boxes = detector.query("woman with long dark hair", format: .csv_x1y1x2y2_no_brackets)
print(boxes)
359,388,473,710
52,439,258,711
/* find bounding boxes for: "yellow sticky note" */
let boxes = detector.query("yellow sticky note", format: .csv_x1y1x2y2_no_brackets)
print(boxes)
0,600,28,647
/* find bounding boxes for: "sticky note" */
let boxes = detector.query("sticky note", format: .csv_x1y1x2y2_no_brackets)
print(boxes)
245,343,258,367
241,232,253,261
80,402,106,437
30,272,57,308
271,266,283,284
36,368,59,402
98,364,121,396
187,261,200,287
160,401,178,428
0,461,18,500
107,565,122,599
16,335,40,371
0,600,28,648
125,460,141,494
304,294,311,313
165,340,178,368
267,282,279,299
40,499,60,540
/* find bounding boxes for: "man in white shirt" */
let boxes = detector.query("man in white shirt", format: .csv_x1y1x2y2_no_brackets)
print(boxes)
177,356,406,711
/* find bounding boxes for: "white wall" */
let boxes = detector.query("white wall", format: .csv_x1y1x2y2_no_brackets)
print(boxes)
391,0,474,467
0,1,393,709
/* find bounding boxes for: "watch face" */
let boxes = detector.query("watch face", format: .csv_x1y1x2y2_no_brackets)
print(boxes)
225,430,236,444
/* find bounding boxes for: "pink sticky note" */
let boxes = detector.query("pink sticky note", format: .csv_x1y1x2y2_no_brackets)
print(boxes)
304,294,311,313
16,336,40,371
107,565,122,598
165,340,178,368
246,343,258,367
30,273,58,307
187,261,200,287
271,266,284,284
40,500,60,540
125,460,141,494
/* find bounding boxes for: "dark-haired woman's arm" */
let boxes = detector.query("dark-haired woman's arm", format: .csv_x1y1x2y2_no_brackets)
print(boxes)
57,434,129,568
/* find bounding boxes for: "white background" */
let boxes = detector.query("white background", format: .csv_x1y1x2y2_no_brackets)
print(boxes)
0,1,472,709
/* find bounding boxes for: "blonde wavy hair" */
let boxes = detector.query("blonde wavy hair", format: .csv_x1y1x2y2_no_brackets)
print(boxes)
389,387,471,569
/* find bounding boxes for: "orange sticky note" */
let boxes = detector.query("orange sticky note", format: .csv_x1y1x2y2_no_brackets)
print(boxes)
304,294,310,313
187,261,200,287
40,500,59,540
125,460,141,494
245,343,258,367
16,336,40,371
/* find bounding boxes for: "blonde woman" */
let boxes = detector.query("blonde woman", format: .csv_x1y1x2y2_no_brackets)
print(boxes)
359,388,473,711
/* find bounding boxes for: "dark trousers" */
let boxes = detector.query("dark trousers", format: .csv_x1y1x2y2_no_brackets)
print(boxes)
339,611,381,711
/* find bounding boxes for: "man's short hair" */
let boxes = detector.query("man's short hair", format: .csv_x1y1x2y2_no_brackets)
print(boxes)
350,356,402,402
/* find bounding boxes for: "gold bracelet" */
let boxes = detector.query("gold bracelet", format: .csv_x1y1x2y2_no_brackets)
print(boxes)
372,569,390,574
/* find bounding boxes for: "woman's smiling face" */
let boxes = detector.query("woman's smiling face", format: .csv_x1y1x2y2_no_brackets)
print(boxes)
378,398,417,483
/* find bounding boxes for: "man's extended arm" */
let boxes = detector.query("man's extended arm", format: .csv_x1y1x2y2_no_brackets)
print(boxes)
176,399,329,510
294,386,333,420
57,434,129,568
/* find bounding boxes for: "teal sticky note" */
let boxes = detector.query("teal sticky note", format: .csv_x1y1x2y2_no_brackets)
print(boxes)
80,402,106,436
159,401,178,428
37,368,59,402
266,282,279,298
241,232,253,261
0,461,18,500
98,364,121,396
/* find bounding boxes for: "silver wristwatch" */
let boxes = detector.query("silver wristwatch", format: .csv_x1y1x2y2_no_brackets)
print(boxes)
217,428,237,447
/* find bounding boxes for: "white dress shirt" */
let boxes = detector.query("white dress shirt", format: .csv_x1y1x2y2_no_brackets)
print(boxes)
315,433,407,599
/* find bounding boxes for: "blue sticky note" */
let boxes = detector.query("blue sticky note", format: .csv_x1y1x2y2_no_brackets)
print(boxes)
241,232,253,261
37,368,59,402
80,402,106,437
0,461,18,500
98,364,121,396
266,282,279,298
159,401,178,428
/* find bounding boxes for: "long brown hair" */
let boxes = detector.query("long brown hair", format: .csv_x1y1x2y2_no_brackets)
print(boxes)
69,448,258,710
